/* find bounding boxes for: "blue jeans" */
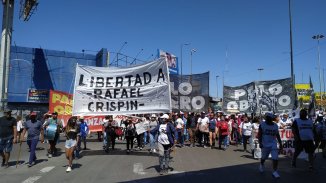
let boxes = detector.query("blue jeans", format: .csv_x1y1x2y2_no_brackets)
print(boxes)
219,135,228,149
27,139,38,165
177,129,184,146
103,132,107,146
149,133,157,149
144,132,148,145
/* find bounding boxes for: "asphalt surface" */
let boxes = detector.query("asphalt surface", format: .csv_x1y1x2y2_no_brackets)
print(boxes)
1,134,325,183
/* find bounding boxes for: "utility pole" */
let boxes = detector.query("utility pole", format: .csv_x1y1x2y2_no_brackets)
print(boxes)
0,0,15,111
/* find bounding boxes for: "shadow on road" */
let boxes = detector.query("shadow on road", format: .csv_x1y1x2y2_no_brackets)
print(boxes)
120,156,326,183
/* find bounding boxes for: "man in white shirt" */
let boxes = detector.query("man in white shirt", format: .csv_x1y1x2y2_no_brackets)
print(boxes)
197,112,209,148
175,113,184,147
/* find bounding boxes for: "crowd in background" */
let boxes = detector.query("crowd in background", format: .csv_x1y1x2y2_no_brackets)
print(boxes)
1,108,326,176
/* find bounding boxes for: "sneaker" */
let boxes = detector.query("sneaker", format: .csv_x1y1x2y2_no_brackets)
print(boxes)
153,149,157,153
48,154,52,158
159,170,164,175
139,147,143,150
204,146,208,148
27,164,33,168
272,171,280,178
164,168,169,174
126,149,130,154
259,164,264,173
66,166,72,172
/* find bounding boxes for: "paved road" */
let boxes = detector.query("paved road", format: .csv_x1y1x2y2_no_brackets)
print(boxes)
1,135,325,183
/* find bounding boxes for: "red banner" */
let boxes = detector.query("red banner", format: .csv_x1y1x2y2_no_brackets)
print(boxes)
49,90,104,132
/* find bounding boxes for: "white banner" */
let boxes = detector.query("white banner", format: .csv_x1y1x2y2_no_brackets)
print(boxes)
72,58,171,116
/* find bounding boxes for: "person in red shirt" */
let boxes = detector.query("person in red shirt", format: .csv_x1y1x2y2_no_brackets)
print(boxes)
217,116,229,150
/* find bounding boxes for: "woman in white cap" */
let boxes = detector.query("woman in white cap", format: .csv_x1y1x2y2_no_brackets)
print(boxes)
148,114,158,153
150,114,178,175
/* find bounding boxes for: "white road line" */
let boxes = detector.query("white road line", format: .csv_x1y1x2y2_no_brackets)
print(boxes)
169,170,185,174
40,166,55,173
22,176,41,183
133,163,146,175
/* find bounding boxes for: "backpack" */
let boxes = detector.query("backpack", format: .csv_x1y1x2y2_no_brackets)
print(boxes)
220,122,228,132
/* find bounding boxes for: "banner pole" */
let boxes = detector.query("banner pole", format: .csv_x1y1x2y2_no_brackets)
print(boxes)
166,58,172,113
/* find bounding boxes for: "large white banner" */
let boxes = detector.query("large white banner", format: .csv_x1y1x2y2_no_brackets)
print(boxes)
72,58,171,116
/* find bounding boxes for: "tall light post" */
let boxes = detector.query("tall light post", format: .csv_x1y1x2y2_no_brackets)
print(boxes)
312,34,324,109
180,43,190,76
257,68,264,81
216,75,219,98
190,48,196,75
289,0,294,85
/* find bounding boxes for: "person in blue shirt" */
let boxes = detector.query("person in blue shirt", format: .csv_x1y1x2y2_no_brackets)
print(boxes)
21,112,44,167
78,116,89,150
151,114,177,175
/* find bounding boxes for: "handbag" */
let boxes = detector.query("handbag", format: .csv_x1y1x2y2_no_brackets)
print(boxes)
115,128,123,137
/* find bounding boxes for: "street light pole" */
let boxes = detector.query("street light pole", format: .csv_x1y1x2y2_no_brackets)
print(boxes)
190,49,196,75
313,34,324,109
216,75,219,98
180,43,190,76
289,0,294,85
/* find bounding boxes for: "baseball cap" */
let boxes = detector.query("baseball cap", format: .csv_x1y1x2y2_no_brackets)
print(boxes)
160,114,169,119
79,115,84,119
30,112,37,116
151,114,157,118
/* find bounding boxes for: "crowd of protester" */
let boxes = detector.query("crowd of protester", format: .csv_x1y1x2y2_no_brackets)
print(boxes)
1,108,326,177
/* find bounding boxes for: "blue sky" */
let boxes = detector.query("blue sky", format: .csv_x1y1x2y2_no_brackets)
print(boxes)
4,0,326,98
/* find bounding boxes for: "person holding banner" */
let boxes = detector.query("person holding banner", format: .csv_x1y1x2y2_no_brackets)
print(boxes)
291,109,315,170
21,112,44,167
103,115,117,152
150,114,177,175
135,118,145,150
125,117,136,154
64,116,80,172
258,113,283,178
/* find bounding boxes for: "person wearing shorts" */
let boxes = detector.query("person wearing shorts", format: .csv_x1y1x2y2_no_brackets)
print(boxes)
258,113,283,179
0,109,17,168
291,108,315,170
208,112,217,149
64,117,79,172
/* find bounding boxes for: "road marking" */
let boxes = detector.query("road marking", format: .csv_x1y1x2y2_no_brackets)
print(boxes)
22,176,41,183
169,170,185,174
40,166,55,173
133,163,146,175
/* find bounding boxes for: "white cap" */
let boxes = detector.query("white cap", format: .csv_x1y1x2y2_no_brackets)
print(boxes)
180,111,184,115
151,114,157,118
79,116,84,119
160,114,169,119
